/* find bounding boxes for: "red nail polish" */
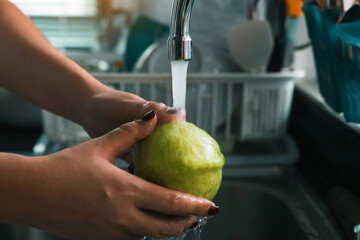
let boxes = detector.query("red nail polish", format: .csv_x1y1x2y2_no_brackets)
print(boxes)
190,221,198,229
142,110,155,121
208,205,220,215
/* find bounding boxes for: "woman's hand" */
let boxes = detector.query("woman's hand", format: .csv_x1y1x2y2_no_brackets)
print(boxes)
15,111,217,240
81,89,184,138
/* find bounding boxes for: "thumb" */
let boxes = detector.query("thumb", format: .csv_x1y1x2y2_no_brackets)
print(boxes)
99,110,157,160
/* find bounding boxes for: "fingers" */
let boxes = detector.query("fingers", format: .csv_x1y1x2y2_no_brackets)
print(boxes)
142,102,186,123
99,110,157,160
135,179,218,217
128,209,197,239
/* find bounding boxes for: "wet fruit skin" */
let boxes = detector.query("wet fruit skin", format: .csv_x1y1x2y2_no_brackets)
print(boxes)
133,121,225,200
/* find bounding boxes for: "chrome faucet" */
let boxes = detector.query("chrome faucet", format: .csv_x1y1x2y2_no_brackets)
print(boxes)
168,0,195,61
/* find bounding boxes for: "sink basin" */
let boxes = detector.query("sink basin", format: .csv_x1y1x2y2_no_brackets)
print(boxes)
0,166,345,240
190,166,344,240
202,180,308,240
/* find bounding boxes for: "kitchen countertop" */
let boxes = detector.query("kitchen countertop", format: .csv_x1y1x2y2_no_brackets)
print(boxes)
296,79,360,136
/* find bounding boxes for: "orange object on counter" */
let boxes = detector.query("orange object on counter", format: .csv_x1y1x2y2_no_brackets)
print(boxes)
285,0,304,17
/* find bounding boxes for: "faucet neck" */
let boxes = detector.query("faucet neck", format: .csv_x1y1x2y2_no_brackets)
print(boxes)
168,0,194,61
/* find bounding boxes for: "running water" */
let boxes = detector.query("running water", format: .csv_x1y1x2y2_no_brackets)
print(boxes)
142,217,209,240
170,61,189,117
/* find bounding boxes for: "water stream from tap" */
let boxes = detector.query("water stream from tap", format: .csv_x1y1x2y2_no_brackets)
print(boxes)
170,60,189,118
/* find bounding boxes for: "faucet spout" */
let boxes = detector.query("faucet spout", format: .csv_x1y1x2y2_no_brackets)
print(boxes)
168,0,195,61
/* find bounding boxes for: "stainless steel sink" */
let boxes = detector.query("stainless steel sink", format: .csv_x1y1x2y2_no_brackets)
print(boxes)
200,166,344,240
0,164,346,240
203,181,308,240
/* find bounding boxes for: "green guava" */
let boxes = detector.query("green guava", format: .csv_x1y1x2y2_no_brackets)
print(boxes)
133,121,225,200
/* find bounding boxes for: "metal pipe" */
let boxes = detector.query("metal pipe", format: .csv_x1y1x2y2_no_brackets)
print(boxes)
168,0,195,61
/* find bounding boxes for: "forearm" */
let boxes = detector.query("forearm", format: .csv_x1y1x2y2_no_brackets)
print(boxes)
0,152,87,235
0,153,41,224
0,1,109,124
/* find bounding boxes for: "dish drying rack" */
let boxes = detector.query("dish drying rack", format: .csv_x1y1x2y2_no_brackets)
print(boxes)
42,72,304,157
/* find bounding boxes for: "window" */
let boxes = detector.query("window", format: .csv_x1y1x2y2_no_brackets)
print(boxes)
10,0,98,17
10,0,100,50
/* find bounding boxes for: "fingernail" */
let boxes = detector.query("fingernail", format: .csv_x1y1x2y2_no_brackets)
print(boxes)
190,221,198,229
142,110,155,121
166,108,178,114
208,205,220,216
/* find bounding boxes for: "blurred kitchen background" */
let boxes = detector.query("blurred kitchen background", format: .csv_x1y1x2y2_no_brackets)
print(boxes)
0,0,316,144
2,0,360,239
